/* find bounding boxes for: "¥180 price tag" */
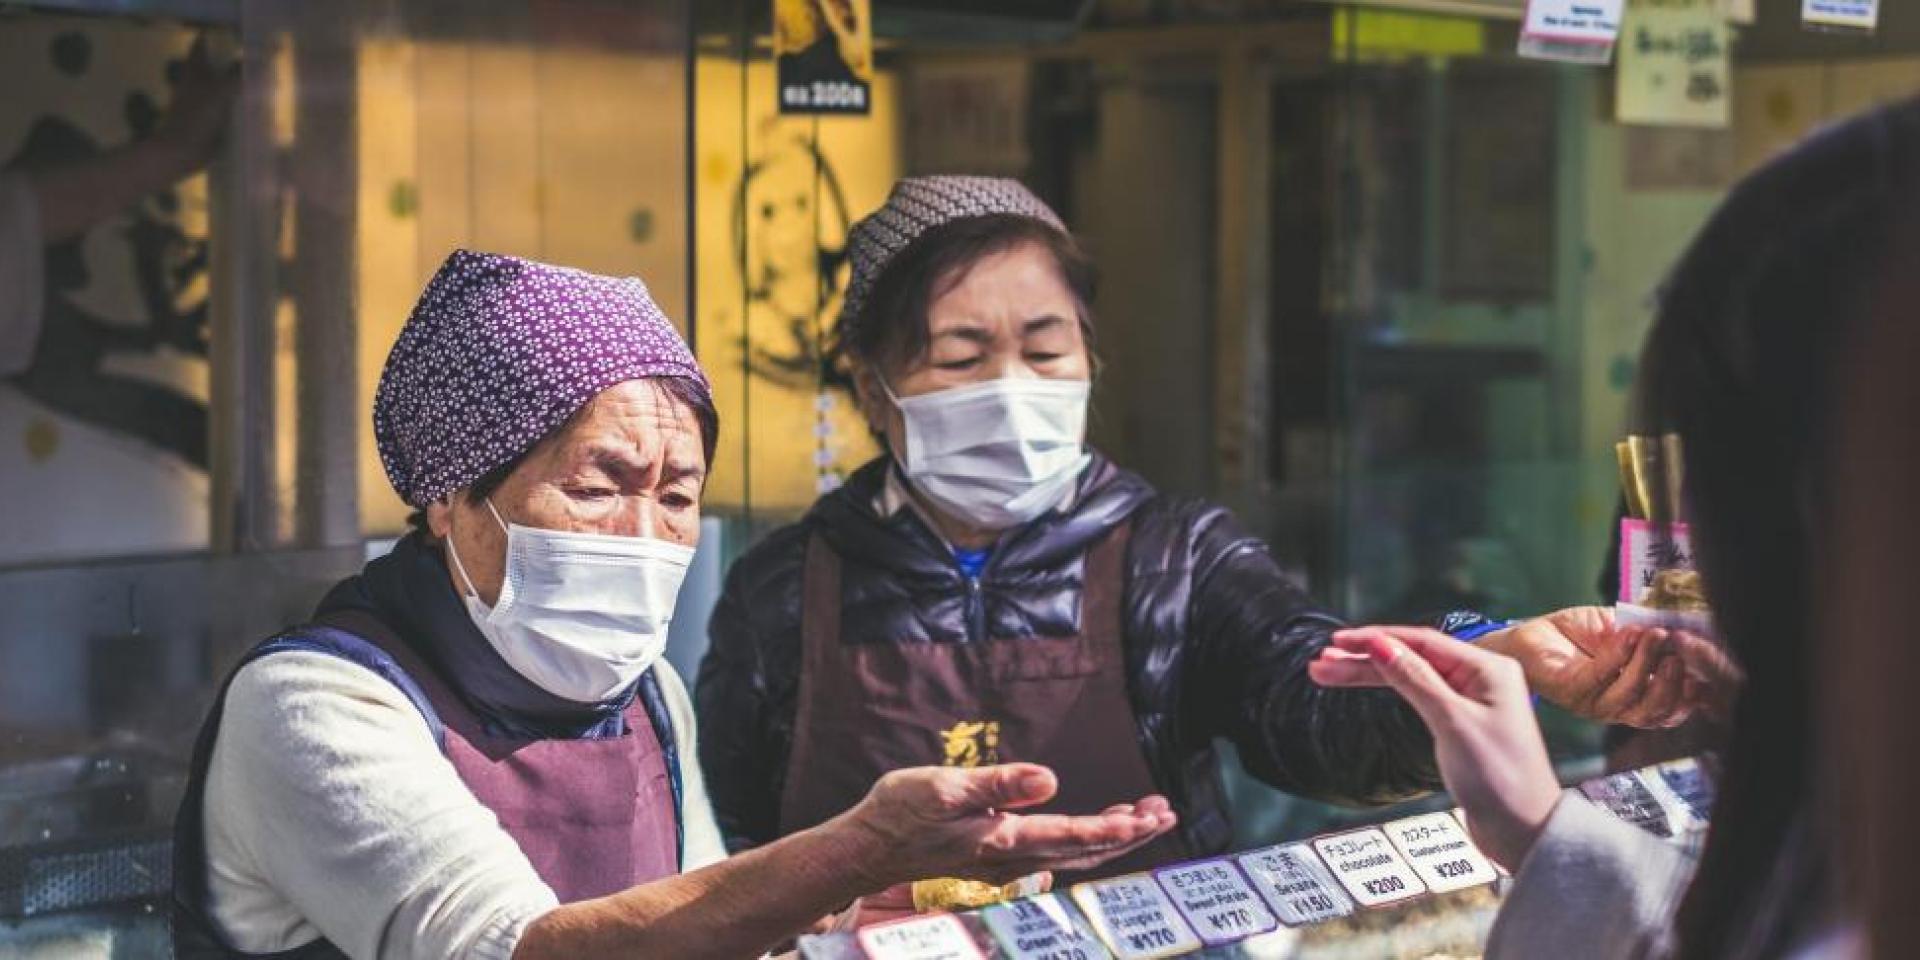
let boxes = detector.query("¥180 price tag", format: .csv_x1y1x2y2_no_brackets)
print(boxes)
1383,812,1499,894
1153,860,1279,945
1312,828,1427,908
1235,844,1354,927
856,913,985,960
1070,876,1202,960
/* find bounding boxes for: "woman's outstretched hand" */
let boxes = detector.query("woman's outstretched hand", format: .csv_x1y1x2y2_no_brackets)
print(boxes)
1309,626,1563,871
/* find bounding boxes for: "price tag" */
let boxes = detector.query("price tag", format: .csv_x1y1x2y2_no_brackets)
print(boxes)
1153,860,1279,945
1803,0,1877,32
981,893,1111,960
856,914,986,960
1311,828,1427,908
1450,809,1508,877
1235,844,1354,926
1581,772,1678,838
1070,876,1203,960
1383,813,1499,894
1519,0,1626,64
1652,758,1716,822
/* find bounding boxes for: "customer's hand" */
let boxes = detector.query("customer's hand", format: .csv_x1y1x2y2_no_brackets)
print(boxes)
1310,626,1561,871
845,764,1175,888
1475,606,1700,728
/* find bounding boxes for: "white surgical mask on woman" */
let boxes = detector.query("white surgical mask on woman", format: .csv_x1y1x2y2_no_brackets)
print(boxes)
887,376,1092,531
445,500,694,703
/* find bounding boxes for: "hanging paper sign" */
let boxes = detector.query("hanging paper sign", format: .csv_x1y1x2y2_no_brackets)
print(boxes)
856,914,986,960
1312,828,1428,908
1383,813,1500,894
1071,876,1203,960
1618,0,1731,129
980,893,1112,960
1153,860,1280,945
1519,0,1627,64
773,0,874,114
1617,519,1696,605
1802,0,1878,32
1235,844,1355,927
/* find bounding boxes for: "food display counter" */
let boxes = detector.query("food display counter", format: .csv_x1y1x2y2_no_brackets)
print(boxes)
798,759,1712,960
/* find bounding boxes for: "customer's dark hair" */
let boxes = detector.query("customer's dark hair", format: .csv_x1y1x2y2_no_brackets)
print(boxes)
826,213,1098,376
1636,99,1920,957
404,375,719,538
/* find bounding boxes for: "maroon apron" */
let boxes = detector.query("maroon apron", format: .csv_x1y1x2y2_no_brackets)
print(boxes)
325,607,681,902
172,607,682,960
777,522,1189,879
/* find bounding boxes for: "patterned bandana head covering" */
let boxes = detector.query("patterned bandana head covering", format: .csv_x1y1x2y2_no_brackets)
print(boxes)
839,175,1066,333
375,250,710,508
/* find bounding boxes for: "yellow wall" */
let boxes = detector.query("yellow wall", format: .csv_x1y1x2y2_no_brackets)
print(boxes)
692,57,896,516
356,38,690,533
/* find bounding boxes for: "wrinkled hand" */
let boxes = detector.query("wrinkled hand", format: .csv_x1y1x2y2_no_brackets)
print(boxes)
848,765,1175,888
158,36,240,167
1478,606,1718,728
1309,627,1561,871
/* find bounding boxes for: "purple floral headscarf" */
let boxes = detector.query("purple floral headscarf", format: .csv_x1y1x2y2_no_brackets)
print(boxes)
374,250,710,508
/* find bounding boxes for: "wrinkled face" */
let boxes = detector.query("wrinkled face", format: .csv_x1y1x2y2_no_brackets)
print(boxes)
854,241,1091,453
429,378,706,607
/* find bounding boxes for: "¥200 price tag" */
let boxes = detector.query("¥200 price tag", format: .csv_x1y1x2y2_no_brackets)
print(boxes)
980,893,1111,960
1312,828,1427,908
1383,812,1498,894
1153,860,1279,945
1236,843,1355,926
1070,876,1202,960
856,913,986,960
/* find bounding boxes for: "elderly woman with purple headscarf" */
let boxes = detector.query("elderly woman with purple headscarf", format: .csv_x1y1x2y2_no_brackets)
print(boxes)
698,177,1728,891
169,251,1175,960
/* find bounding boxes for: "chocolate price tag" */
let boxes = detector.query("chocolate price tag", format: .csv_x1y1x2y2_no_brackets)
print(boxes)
1312,828,1427,908
981,893,1111,960
1384,812,1498,894
1153,860,1279,945
856,914,986,960
1070,875,1202,960
1235,843,1355,926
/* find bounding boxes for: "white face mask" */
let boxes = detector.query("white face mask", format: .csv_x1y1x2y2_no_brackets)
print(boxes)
445,500,694,704
887,376,1092,531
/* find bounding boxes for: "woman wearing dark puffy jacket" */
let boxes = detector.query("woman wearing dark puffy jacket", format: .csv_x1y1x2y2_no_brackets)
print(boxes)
695,175,1716,879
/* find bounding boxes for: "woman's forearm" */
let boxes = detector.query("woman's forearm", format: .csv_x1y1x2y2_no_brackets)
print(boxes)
514,812,892,960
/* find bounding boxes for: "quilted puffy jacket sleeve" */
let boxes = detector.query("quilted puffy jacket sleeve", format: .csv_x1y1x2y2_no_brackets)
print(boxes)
1179,504,1445,806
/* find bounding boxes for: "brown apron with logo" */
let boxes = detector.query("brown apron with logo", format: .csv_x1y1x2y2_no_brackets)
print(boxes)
778,521,1188,881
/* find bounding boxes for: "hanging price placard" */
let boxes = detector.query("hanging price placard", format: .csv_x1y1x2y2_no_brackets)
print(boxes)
1803,0,1878,32
1312,828,1428,908
1383,813,1500,894
1070,876,1202,960
1519,0,1627,64
1154,860,1279,945
1235,844,1355,927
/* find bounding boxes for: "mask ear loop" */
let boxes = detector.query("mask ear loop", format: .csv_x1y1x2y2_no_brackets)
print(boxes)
447,498,512,602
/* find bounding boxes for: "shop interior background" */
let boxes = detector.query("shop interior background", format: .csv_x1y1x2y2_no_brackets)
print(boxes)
0,0,1911,952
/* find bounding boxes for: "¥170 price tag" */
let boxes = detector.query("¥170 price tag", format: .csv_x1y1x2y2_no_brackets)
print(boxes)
1070,876,1202,960
1236,843,1354,926
1312,828,1427,908
1383,812,1498,894
1153,860,1278,945
856,913,985,960
980,893,1111,960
